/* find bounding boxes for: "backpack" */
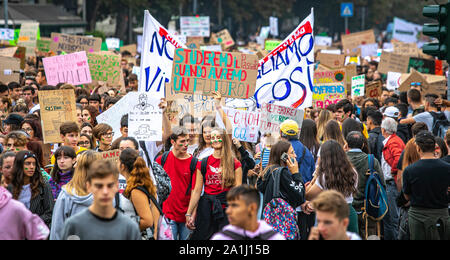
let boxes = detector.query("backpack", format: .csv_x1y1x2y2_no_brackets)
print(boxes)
134,186,174,240
362,154,389,239
218,229,279,240
139,141,171,206
429,112,450,139
262,167,299,240
160,151,199,196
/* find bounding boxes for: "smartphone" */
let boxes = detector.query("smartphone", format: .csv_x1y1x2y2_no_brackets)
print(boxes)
281,152,295,164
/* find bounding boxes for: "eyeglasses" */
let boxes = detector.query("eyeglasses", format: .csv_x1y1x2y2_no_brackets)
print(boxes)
22,128,33,133
410,82,422,86
102,132,114,138
78,141,90,146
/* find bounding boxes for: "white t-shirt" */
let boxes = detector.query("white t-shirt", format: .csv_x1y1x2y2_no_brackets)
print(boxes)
18,184,32,209
381,135,393,181
197,147,214,160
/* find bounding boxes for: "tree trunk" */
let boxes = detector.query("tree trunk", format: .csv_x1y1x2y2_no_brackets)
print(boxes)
87,0,102,32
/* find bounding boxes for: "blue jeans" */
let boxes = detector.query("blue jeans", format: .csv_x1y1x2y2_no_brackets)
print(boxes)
168,219,192,240
384,180,399,240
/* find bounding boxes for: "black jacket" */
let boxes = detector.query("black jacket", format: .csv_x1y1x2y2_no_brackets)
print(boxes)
368,127,384,163
237,146,256,185
257,166,305,209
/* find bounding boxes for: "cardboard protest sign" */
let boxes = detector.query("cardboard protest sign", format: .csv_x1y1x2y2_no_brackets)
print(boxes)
265,39,283,51
0,45,26,70
341,30,375,53
37,37,51,53
240,9,314,110
39,89,77,144
186,37,204,49
120,44,137,55
180,16,210,37
43,51,92,86
0,56,20,83
312,83,346,109
351,75,365,97
139,11,187,99
87,52,122,86
398,69,428,93
0,47,18,57
170,48,259,99
18,22,39,57
366,81,382,98
0,29,14,41
96,93,131,141
377,52,410,74
345,64,357,94
313,69,346,85
316,53,345,68
259,103,304,134
423,74,447,95
100,150,121,164
223,107,260,143
50,33,102,55
210,29,235,50
408,57,435,75
392,42,419,57
128,92,163,141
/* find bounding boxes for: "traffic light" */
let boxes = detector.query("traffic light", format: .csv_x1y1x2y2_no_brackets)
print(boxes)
422,3,450,61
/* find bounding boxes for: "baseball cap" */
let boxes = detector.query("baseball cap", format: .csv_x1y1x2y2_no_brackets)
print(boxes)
383,106,399,118
280,120,299,136
3,114,24,125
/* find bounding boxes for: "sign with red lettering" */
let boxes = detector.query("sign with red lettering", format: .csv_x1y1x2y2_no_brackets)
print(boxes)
170,48,259,99
223,107,260,143
312,83,346,109
100,149,120,164
259,103,304,134
365,81,382,98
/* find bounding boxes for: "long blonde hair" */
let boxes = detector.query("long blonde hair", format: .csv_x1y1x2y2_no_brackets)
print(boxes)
402,138,420,169
317,109,333,141
64,150,102,196
211,127,236,189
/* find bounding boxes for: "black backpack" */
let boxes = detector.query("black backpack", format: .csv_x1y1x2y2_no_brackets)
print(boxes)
429,112,450,139
160,151,199,196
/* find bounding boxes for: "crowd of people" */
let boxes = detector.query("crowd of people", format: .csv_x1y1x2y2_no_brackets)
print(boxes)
0,47,449,241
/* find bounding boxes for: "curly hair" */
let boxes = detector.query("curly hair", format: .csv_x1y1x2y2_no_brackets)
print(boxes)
317,140,357,198
123,149,157,199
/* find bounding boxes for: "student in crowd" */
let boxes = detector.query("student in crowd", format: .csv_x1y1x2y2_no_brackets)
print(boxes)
308,190,361,240
360,97,380,123
383,106,410,145
5,131,28,152
178,114,199,155
116,148,140,222
193,116,216,159
0,151,16,188
257,140,307,239
380,117,405,240
317,109,333,142
22,86,37,111
51,121,88,166
406,89,424,117
186,127,243,240
61,160,141,240
323,120,346,148
20,119,43,141
88,93,102,113
81,106,99,127
78,134,94,150
305,140,358,234
443,129,450,163
8,82,22,106
3,113,24,134
299,119,321,162
8,150,54,228
155,126,197,240
231,138,256,186
49,146,76,200
26,141,51,182
123,149,159,240
345,131,385,239
80,122,94,140
93,123,114,152
402,131,450,240
211,185,285,240
50,150,102,240
367,109,384,163
75,104,83,127
279,119,315,184
77,95,89,109
0,186,50,240
435,137,448,159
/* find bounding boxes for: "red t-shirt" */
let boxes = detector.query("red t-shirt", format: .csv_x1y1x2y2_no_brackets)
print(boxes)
156,151,194,223
198,155,242,195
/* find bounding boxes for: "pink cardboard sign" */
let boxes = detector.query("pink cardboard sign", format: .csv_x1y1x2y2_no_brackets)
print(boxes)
43,51,92,86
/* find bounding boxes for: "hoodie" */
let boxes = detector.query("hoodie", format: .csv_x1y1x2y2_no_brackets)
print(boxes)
0,186,50,240
49,187,93,240
346,151,386,212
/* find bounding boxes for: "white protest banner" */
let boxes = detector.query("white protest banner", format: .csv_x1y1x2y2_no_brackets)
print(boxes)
392,17,422,43
128,92,163,141
0,29,14,41
96,93,131,141
351,75,365,97
254,9,314,110
139,11,187,99
387,71,402,90
180,16,210,37
359,43,378,57
270,17,279,37
106,37,120,50
223,107,260,143
259,103,305,134
137,35,143,54
315,36,332,47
